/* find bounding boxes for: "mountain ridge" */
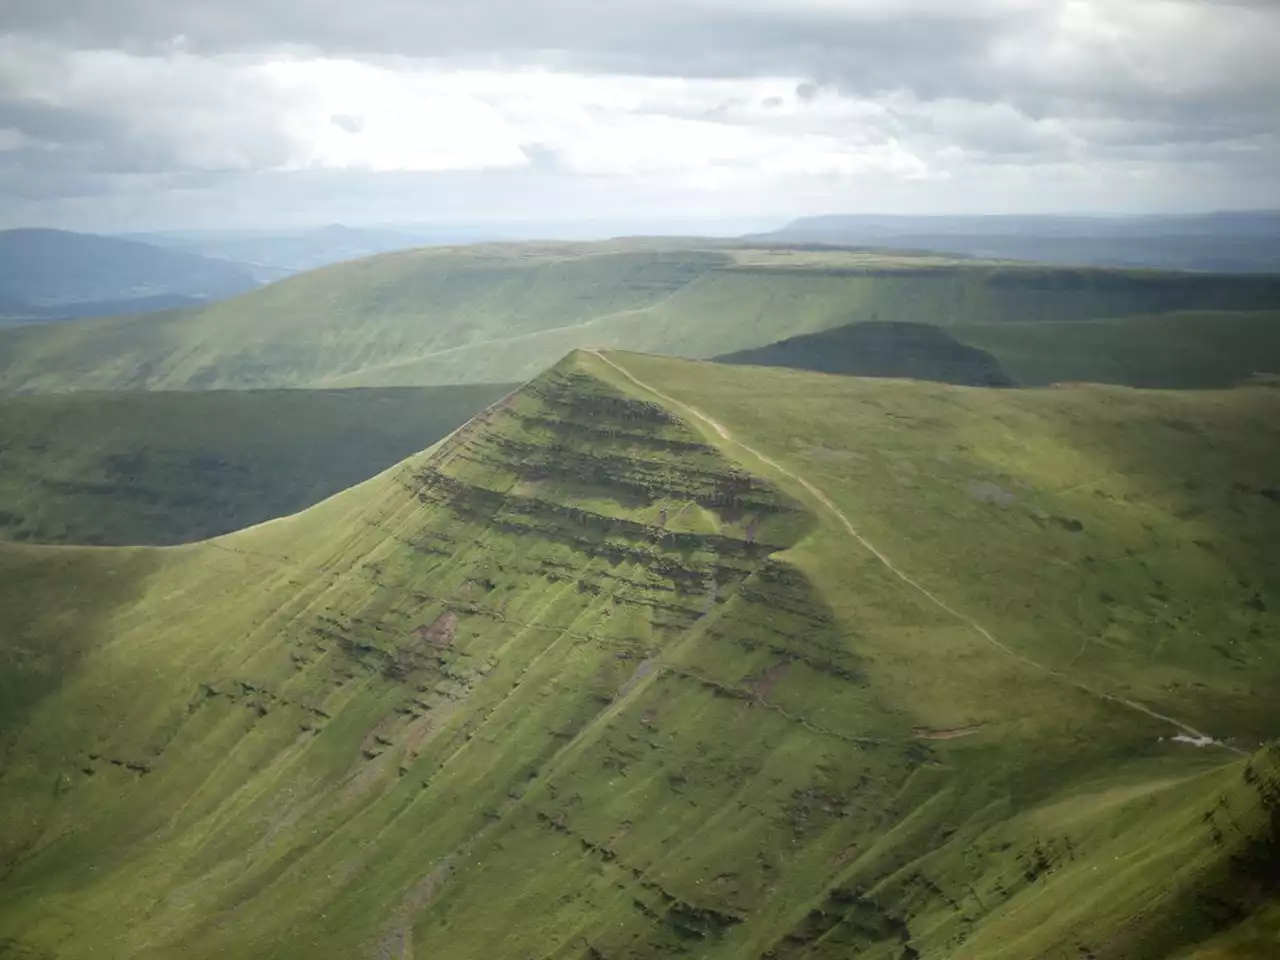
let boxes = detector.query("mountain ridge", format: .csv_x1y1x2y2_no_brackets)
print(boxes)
1,350,1276,958
3,241,1279,393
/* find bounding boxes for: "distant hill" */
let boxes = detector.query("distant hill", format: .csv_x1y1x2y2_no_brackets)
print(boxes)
717,310,1280,389
2,240,1279,393
715,320,1016,386
132,223,497,278
0,383,509,545
0,228,259,317
130,219,776,277
754,211,1280,272
1,351,1277,958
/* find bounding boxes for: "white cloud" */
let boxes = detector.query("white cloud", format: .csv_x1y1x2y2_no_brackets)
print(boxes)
1,44,936,186
258,59,530,172
257,61,935,183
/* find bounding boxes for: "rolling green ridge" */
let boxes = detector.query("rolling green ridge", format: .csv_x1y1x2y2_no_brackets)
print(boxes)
1,351,1276,959
3,242,1279,393
0,384,510,545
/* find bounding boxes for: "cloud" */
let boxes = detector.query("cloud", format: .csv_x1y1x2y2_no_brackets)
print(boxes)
0,0,1277,227
0,44,932,184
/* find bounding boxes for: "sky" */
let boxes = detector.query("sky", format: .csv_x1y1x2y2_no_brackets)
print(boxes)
1,0,1278,231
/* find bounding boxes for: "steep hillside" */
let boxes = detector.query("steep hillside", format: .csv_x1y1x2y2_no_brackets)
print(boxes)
2,242,1279,392
0,352,1276,959
0,384,509,545
0,228,259,315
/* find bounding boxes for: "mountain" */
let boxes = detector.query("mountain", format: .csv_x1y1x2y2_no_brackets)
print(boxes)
0,350,1276,959
0,383,510,546
131,218,779,278
754,211,1280,273
0,229,260,319
2,240,1279,393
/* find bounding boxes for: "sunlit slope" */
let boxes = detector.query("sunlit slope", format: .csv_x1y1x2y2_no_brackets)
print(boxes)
3,242,1279,391
0,383,511,545
0,352,1276,959
617,353,1280,738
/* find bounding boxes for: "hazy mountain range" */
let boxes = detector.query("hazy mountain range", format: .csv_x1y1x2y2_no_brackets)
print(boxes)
755,211,1280,273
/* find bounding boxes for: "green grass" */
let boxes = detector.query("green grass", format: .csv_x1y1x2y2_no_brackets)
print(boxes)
0,384,511,545
2,241,1278,392
710,312,1280,390
0,352,1276,959
953,310,1280,387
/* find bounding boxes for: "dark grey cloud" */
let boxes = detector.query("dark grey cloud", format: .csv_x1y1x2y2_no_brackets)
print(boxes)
0,101,118,146
330,113,365,134
1,1,1003,66
4,0,1274,107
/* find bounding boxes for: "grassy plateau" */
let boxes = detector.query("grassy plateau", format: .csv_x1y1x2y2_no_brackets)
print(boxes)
0,351,1276,959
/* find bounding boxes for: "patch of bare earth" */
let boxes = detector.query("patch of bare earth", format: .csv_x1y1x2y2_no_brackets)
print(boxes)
744,660,791,701
374,857,456,960
413,611,459,649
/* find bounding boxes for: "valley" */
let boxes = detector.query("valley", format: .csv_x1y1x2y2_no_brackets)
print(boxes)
0,384,511,545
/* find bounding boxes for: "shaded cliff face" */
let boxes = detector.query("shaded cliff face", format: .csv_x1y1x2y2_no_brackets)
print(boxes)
714,321,1016,386
0,352,1276,960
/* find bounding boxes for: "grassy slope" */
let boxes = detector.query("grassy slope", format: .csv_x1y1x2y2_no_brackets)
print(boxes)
0,353,1276,960
0,384,510,545
3,243,1279,392
618,354,1280,743
953,310,1280,388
